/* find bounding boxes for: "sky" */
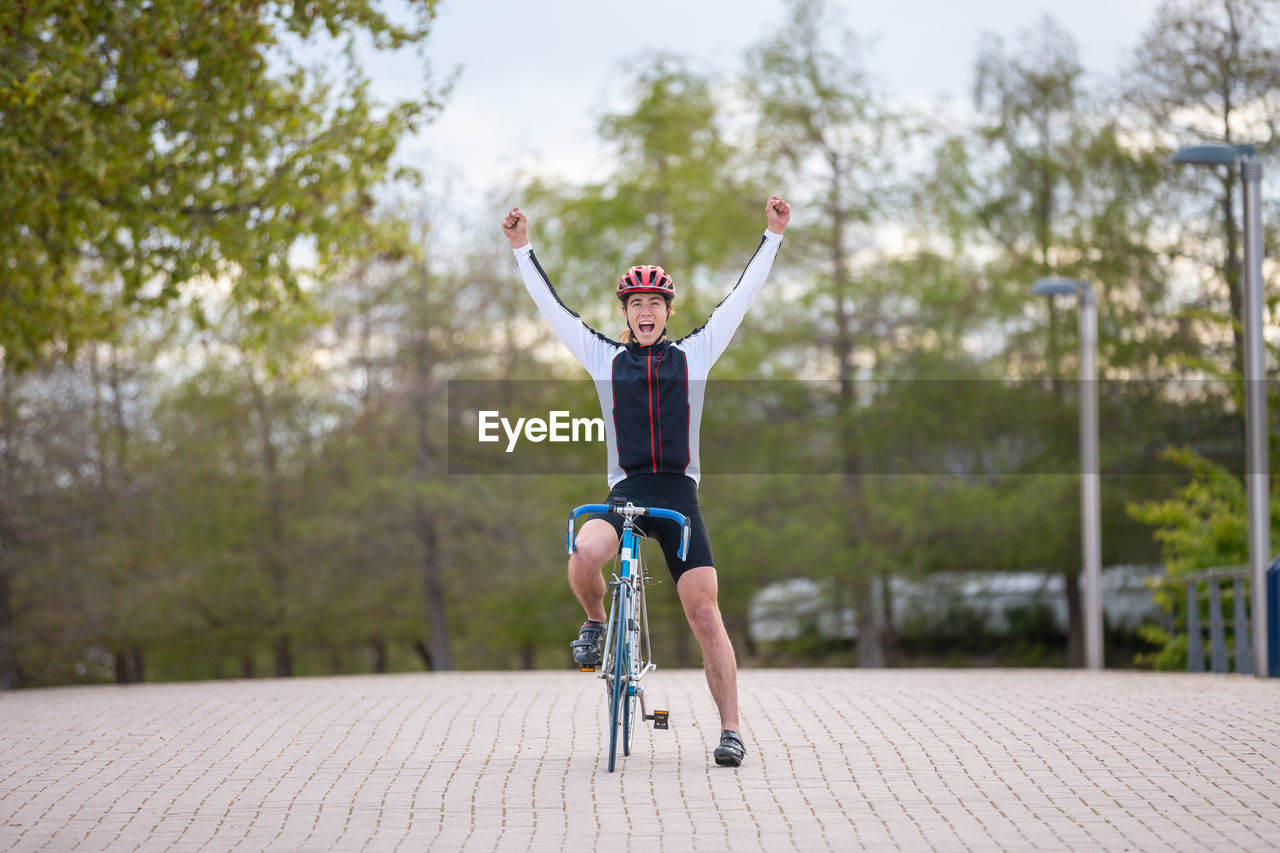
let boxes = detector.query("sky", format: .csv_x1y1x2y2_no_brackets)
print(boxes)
364,0,1167,198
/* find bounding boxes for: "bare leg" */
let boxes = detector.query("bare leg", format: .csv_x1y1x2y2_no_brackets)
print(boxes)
568,519,617,624
677,566,740,733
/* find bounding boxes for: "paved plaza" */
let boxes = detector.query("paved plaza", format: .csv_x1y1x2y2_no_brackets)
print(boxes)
2,668,1279,851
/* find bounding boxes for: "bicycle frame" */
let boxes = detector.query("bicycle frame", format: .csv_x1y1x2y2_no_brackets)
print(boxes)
601,526,652,673
567,501,689,770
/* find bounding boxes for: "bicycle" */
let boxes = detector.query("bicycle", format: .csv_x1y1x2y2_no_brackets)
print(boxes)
567,500,690,772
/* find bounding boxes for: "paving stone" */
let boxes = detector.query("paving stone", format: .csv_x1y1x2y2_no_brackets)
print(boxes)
1,669,1279,850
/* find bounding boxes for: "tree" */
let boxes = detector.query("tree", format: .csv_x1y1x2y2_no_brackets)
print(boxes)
744,0,914,667
1120,0,1280,667
313,205,576,672
1129,447,1280,668
955,15,1195,665
0,0,444,369
523,56,760,337
1126,0,1280,383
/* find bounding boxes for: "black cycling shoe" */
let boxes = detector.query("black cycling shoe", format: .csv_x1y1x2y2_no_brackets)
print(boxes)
714,730,747,767
571,620,606,665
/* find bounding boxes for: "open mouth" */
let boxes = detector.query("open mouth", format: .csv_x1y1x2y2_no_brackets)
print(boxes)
639,321,655,335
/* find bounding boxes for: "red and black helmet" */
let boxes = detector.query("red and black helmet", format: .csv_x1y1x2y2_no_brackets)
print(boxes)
616,265,675,302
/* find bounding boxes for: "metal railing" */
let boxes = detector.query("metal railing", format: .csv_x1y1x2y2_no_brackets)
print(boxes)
1182,567,1252,674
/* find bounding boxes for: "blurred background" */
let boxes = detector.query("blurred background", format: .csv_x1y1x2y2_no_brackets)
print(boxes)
1,0,1277,687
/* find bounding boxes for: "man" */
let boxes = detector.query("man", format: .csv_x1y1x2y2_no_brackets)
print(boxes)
502,195,790,767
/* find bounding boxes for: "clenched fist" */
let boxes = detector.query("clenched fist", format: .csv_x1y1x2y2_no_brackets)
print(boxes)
502,207,529,248
766,196,791,235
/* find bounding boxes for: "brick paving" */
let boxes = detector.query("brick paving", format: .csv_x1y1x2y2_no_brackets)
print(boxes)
2,668,1279,851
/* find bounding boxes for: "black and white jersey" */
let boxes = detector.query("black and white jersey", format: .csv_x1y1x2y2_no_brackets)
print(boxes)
514,231,783,487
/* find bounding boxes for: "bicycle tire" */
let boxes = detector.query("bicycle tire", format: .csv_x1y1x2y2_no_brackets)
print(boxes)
621,605,633,756
622,623,640,755
607,584,629,772
622,577,642,755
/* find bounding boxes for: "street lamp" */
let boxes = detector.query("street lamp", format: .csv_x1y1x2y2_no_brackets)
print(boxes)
1172,142,1270,678
1031,277,1103,670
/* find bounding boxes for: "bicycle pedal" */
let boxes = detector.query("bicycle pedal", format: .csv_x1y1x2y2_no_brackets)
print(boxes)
646,710,669,730
578,663,596,672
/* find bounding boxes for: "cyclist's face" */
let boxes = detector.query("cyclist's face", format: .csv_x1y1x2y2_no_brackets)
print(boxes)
623,294,670,346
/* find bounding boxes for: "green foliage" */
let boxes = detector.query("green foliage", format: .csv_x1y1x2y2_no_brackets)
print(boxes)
6,0,1280,686
0,0,442,369
1128,447,1251,579
1125,0,1280,381
523,56,760,338
1134,623,1186,671
1127,446,1280,668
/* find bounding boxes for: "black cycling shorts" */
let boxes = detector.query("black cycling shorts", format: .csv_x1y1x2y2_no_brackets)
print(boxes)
591,473,714,584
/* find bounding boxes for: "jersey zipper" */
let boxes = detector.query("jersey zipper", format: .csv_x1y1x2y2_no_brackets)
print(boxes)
646,348,657,473
653,349,663,471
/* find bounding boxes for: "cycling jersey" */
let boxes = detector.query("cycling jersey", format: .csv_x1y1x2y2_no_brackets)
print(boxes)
513,231,783,487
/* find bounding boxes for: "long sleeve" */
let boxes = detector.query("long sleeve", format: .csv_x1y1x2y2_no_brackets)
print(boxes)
513,243,619,375
677,230,783,369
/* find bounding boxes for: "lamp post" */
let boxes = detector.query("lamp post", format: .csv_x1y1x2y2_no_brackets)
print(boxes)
1032,277,1103,670
1172,143,1269,678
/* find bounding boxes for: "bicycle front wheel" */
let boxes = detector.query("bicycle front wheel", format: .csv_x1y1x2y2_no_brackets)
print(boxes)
621,586,641,757
607,585,629,772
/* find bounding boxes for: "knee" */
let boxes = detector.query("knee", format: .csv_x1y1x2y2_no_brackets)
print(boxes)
687,600,724,639
569,526,616,574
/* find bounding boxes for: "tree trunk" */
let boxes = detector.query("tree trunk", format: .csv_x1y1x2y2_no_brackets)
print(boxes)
114,650,131,684
0,369,21,689
1220,177,1250,453
275,633,293,678
415,506,451,670
413,639,434,671
1064,569,1084,668
879,572,897,667
673,613,693,668
830,162,885,669
841,442,884,667
732,612,757,661
412,270,452,671
112,647,147,684
250,378,293,678
851,578,884,668
0,565,18,689
111,647,146,683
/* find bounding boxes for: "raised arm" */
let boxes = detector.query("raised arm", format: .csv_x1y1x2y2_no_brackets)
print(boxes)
503,207,618,373
679,196,790,367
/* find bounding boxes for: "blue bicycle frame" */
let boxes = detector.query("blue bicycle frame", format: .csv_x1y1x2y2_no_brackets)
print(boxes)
567,501,689,771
